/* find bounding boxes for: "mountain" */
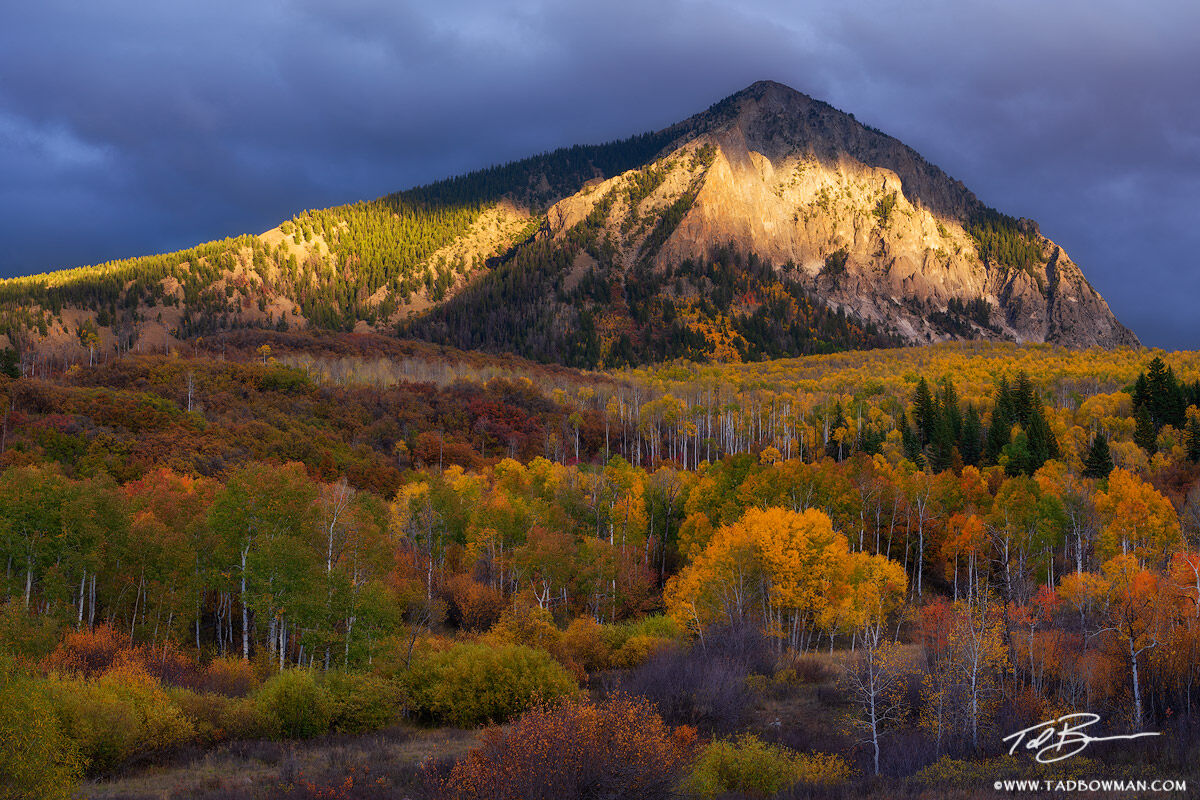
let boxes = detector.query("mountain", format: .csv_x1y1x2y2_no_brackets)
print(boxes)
0,81,1137,369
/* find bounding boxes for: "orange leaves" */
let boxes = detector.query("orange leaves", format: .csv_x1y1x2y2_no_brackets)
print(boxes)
828,550,908,636
1057,570,1109,616
441,693,696,800
1094,469,1181,565
1167,551,1200,618
941,513,987,570
43,625,126,678
666,506,905,646
753,507,845,612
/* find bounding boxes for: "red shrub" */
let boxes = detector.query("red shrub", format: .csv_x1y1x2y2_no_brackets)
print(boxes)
42,626,125,677
441,693,696,800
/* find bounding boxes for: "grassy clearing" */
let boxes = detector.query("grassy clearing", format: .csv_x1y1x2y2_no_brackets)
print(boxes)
81,726,478,800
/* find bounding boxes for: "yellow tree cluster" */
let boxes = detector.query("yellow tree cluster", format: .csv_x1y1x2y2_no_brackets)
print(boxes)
664,507,906,651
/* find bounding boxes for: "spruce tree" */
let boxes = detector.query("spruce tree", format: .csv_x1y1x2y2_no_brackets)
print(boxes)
1186,417,1200,463
984,381,1013,465
929,413,956,473
941,378,963,442
1187,380,1200,410
1005,431,1032,477
1013,372,1036,423
1134,405,1158,455
1132,372,1150,412
913,378,938,446
1082,432,1114,479
960,404,983,466
901,416,924,467
1134,357,1188,431
1024,400,1059,473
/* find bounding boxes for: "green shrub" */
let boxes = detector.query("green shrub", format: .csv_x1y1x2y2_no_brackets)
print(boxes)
484,604,563,656
200,656,261,697
598,615,679,669
0,601,63,662
561,616,611,672
44,665,195,774
323,671,404,734
914,755,1103,786
169,688,268,744
403,643,577,727
611,633,672,669
680,734,850,798
0,663,82,800
255,669,334,739
603,614,680,650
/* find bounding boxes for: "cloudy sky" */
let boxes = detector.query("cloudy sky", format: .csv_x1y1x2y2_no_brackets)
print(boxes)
2,0,1197,348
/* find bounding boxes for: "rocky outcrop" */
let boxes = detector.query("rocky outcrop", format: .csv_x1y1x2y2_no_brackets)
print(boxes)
540,80,1137,349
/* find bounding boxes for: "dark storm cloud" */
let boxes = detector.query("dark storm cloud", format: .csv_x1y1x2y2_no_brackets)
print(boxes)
1,0,1196,347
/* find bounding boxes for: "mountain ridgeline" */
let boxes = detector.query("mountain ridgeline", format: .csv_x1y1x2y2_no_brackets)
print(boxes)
0,81,1137,370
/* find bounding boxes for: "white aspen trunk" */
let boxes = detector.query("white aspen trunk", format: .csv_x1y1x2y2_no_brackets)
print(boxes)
241,547,250,660
1131,640,1143,729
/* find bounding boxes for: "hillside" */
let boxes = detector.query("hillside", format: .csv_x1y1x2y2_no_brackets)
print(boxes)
4,337,1200,800
0,81,1137,370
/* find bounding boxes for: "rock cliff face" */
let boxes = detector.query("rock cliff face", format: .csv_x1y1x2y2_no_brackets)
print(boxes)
535,80,1137,350
3,80,1136,366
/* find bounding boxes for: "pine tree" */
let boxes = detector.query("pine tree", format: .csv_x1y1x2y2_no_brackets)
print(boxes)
1186,417,1200,463
901,416,924,467
984,381,1014,465
1013,372,1036,423
913,378,937,446
960,404,983,466
1024,399,1059,472
941,378,963,442
1134,405,1158,455
1082,431,1114,479
1131,371,1150,413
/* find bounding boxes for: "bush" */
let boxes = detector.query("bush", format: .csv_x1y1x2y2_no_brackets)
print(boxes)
323,671,405,734
200,656,261,697
561,616,611,672
442,575,506,632
43,627,210,690
0,602,62,662
611,633,672,669
681,734,850,798
42,625,125,677
0,662,82,800
404,643,577,727
255,669,334,739
620,644,753,734
170,688,267,744
779,652,836,684
593,614,681,670
913,754,1103,786
44,664,195,773
485,604,563,656
602,614,681,650
441,693,696,800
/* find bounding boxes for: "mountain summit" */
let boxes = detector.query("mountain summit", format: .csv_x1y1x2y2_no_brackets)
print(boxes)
409,80,1137,364
0,81,1137,367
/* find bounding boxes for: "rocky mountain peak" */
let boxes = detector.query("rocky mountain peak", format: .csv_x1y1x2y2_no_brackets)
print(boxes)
528,80,1138,354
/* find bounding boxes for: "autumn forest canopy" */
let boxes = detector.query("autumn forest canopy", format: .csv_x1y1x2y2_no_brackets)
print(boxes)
0,83,1185,800
0,332,1199,799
